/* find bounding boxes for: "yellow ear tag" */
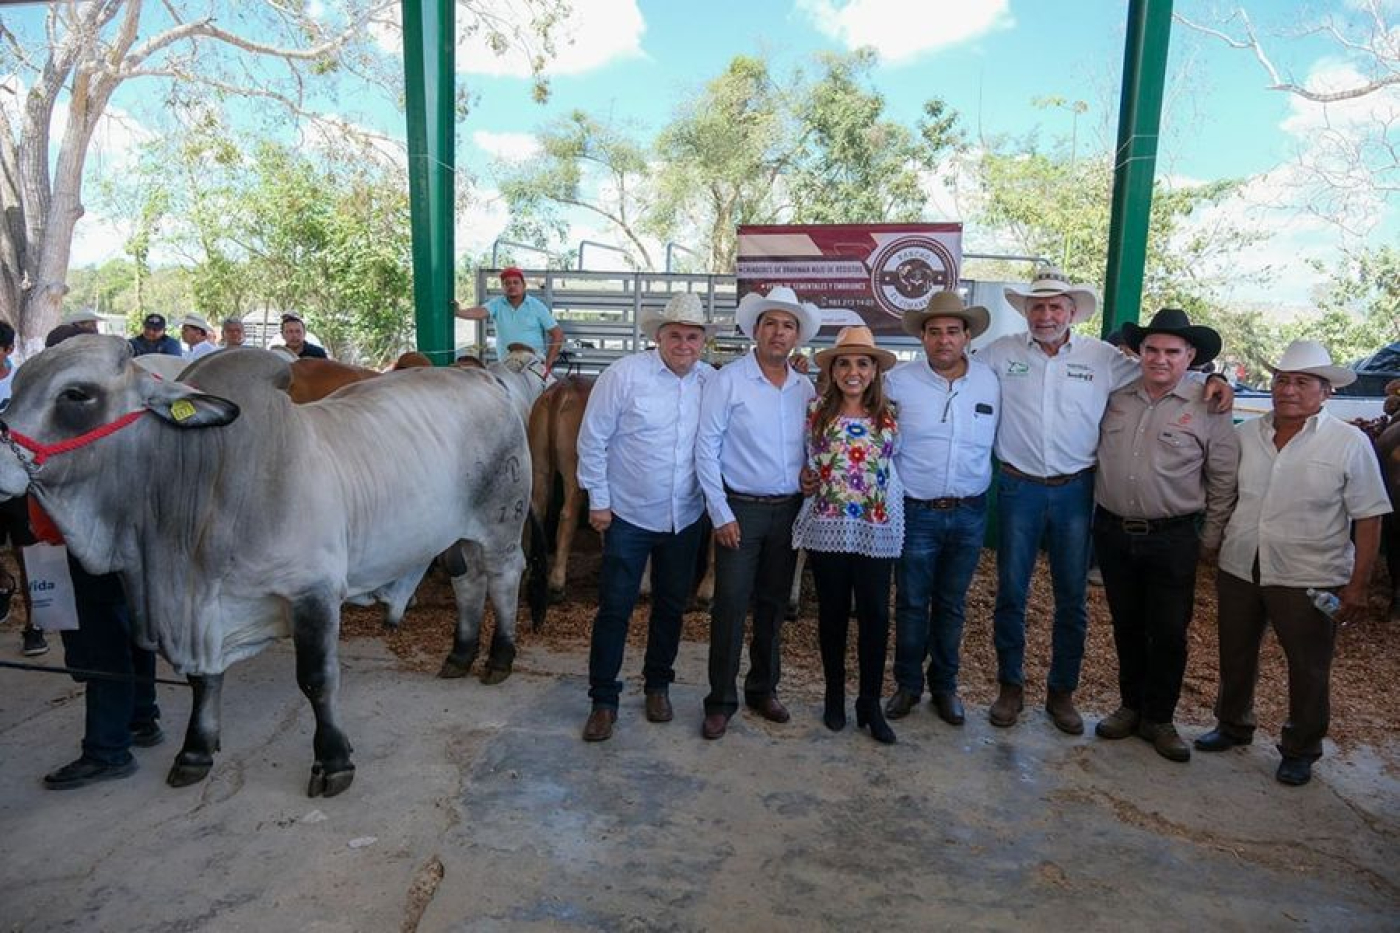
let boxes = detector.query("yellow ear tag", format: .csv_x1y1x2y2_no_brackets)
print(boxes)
170,399,197,423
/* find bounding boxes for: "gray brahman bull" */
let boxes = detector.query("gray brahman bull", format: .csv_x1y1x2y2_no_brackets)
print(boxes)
0,337,539,797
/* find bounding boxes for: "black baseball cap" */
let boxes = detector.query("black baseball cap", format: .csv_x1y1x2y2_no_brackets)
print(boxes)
143,313,166,329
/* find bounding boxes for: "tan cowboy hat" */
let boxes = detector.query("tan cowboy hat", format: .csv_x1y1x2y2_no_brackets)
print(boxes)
640,293,721,340
902,289,990,339
1266,339,1356,388
735,285,822,344
178,313,213,335
814,326,897,374
1004,267,1098,323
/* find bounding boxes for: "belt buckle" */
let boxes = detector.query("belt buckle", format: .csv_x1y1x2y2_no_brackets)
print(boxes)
931,497,955,509
1121,518,1151,535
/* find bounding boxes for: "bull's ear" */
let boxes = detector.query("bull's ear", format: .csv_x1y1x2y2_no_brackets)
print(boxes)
145,385,240,429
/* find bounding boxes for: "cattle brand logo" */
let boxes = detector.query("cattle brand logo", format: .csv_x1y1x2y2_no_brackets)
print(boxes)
868,236,959,320
1006,361,1030,377
170,399,197,422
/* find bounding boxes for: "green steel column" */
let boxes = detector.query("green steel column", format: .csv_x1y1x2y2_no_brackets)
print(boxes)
1103,0,1172,336
401,0,455,364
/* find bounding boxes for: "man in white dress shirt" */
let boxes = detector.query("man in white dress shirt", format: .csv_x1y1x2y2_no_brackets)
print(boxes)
695,286,820,740
577,293,718,742
180,314,218,360
1197,340,1390,786
884,291,999,727
977,269,1231,734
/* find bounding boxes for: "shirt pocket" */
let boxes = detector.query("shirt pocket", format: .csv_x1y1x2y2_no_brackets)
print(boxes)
1156,429,1204,480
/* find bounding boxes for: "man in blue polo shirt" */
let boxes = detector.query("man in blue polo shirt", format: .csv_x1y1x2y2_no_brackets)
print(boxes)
454,267,564,372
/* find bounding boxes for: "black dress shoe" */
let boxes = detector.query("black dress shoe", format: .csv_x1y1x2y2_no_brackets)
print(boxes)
130,722,165,748
931,692,965,726
746,695,790,724
1276,756,1313,786
1194,727,1252,752
43,756,137,790
884,688,919,720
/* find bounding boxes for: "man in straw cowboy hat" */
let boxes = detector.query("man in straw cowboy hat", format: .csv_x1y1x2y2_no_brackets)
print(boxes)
577,293,718,742
976,268,1233,734
883,290,1000,727
179,313,218,360
1091,309,1239,763
695,285,820,739
1198,339,1389,786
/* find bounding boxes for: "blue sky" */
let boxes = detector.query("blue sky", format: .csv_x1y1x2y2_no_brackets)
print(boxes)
18,0,1394,310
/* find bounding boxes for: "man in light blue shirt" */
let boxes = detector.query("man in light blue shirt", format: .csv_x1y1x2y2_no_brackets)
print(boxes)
454,267,564,371
577,294,716,742
695,286,819,740
884,291,999,727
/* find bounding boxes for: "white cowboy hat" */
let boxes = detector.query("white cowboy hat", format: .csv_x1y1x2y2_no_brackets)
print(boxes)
179,313,213,335
640,293,721,340
902,289,990,339
814,325,897,374
1003,268,1098,324
735,285,822,344
1267,339,1356,388
62,308,101,325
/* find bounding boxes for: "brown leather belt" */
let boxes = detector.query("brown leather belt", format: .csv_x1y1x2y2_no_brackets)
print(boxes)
906,494,986,510
1000,463,1095,487
1096,509,1200,536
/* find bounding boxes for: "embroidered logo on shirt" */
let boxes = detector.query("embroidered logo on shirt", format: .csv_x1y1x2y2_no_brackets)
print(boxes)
1065,363,1094,383
1006,361,1030,377
1176,412,1193,426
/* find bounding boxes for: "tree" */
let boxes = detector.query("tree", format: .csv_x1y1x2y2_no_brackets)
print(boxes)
0,0,566,353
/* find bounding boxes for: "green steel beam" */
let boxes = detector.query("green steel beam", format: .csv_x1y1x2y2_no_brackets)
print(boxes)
1103,0,1173,336
401,0,455,365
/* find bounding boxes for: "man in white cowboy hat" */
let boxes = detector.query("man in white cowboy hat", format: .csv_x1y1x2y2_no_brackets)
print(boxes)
577,292,718,742
1198,339,1389,787
179,313,218,360
1091,308,1239,763
695,284,820,739
883,290,1000,727
61,308,102,335
976,268,1232,734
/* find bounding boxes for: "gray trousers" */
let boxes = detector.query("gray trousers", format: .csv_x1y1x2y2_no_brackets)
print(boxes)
1214,570,1336,760
704,495,802,717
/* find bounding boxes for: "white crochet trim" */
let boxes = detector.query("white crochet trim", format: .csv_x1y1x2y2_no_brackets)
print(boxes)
791,491,905,559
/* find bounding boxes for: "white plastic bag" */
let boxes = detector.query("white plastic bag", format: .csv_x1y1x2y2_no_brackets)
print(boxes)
21,543,79,631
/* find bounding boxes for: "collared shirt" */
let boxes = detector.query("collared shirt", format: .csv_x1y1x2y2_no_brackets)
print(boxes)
696,350,816,528
977,332,1139,476
883,356,1000,499
485,294,558,359
1220,409,1391,587
185,340,217,361
1095,378,1239,548
576,350,710,533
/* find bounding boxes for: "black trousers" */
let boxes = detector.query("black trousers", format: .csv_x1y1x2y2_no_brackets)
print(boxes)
1092,514,1200,723
808,550,893,702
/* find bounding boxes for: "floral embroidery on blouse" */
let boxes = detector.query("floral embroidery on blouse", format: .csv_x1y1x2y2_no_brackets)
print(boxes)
793,403,904,558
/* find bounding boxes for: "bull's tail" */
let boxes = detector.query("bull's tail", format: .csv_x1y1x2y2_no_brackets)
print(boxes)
527,508,548,631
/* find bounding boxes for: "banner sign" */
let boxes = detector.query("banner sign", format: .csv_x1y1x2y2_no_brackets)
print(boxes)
736,223,963,335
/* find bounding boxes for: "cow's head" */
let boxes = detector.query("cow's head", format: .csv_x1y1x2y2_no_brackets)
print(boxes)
0,335,239,498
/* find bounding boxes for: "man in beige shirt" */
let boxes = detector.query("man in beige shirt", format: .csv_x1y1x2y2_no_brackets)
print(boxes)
1091,309,1238,762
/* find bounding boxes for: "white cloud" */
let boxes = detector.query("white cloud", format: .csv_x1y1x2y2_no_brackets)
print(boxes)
374,0,646,77
472,130,541,162
796,0,1013,63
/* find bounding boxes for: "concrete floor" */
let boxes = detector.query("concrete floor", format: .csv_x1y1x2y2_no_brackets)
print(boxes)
1,638,1396,932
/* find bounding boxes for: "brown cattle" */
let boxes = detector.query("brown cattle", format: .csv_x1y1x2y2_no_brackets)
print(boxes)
286,359,381,404
528,375,594,601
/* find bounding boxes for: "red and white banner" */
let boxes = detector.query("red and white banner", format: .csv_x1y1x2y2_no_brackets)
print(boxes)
736,223,963,335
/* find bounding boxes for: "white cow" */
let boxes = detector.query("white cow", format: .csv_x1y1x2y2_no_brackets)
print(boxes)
0,337,539,797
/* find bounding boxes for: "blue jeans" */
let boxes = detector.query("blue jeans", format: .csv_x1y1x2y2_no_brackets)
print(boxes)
587,516,703,709
992,471,1093,692
893,496,987,696
59,558,159,766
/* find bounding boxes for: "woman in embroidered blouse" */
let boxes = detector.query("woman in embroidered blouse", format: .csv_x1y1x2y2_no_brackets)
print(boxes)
793,326,903,744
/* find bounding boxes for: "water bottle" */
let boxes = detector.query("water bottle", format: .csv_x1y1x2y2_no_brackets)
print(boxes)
1306,587,1341,619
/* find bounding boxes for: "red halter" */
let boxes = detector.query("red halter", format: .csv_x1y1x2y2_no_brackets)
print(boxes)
4,409,148,467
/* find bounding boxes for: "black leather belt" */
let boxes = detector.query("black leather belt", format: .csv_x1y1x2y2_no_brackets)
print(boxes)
1096,509,1200,536
906,493,985,510
724,485,801,504
1000,463,1095,487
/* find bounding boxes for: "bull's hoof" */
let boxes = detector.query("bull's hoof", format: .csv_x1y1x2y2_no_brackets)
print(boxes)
437,655,475,679
166,758,212,788
307,762,356,798
479,664,512,686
